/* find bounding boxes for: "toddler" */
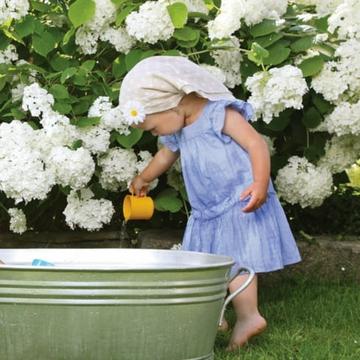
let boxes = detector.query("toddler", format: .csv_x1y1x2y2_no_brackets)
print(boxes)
119,55,302,352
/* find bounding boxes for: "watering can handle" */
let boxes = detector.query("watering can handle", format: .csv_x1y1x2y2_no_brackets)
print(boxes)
218,267,255,326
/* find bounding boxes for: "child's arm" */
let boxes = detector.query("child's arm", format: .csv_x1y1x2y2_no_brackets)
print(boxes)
130,147,179,196
223,107,270,212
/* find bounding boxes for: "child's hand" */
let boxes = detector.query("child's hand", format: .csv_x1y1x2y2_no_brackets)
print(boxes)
129,175,150,197
240,181,268,212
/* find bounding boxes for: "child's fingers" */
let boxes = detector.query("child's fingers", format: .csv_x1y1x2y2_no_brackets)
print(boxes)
241,197,259,212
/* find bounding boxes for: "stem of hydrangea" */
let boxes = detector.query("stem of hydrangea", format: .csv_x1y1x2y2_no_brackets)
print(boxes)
0,201,9,216
306,129,310,148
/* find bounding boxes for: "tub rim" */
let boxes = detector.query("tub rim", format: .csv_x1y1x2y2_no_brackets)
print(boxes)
0,248,235,272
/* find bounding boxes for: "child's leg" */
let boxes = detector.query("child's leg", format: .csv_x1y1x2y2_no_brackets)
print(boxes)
226,274,267,351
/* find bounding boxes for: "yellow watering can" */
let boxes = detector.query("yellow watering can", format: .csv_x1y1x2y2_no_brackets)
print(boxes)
123,194,154,221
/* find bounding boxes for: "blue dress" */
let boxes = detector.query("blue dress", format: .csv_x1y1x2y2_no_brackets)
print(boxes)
159,99,301,278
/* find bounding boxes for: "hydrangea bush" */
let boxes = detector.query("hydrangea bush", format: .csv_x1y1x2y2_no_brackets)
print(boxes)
0,0,359,233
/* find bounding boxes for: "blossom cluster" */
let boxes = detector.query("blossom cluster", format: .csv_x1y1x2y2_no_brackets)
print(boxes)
245,65,308,123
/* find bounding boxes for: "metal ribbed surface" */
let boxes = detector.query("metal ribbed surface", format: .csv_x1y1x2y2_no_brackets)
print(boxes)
0,249,231,360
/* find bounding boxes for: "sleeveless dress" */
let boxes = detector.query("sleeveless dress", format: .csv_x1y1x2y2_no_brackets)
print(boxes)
158,99,301,278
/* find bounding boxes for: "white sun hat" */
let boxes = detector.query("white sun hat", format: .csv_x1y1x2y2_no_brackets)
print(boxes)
119,55,236,125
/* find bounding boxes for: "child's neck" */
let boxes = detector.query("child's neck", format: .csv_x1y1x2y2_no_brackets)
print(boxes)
178,93,209,127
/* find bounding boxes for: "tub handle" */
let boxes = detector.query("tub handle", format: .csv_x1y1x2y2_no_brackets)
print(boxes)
218,267,255,326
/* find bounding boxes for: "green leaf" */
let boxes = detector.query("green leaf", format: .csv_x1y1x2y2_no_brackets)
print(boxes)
32,31,57,56
71,139,83,150
312,43,335,58
0,33,10,50
312,93,333,115
155,188,183,213
298,55,324,77
255,33,283,48
68,0,96,28
115,128,143,149
71,116,101,127
112,54,127,79
302,107,322,129
0,75,7,92
1,27,25,45
81,60,96,73
30,0,52,12
14,15,36,38
266,109,293,131
111,0,127,8
125,49,144,71
10,108,26,120
53,102,72,114
167,2,188,28
161,49,182,56
313,16,329,33
115,5,136,27
290,36,314,53
248,42,269,66
49,84,69,99
176,29,200,48
60,67,77,83
63,27,75,45
50,54,71,71
263,43,291,66
249,19,278,38
72,97,93,115
173,27,198,41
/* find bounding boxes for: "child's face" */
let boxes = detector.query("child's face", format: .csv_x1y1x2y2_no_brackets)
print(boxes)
132,107,184,136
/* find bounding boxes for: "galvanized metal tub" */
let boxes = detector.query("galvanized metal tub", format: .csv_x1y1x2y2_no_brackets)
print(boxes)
0,249,254,360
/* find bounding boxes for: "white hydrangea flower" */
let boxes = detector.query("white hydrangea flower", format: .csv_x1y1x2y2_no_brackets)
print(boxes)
242,0,287,26
328,0,360,40
98,148,138,191
318,134,360,174
22,82,54,117
76,126,111,155
311,39,360,103
122,100,146,125
8,208,27,234
324,100,360,136
36,113,79,150
211,36,243,88
0,0,29,25
160,0,208,14
85,0,116,31
135,150,159,191
207,0,245,40
0,121,55,204
75,26,100,55
245,65,308,124
126,1,175,44
11,83,26,103
311,62,347,102
275,156,333,208
262,135,276,156
170,243,182,250
99,26,135,54
199,64,227,84
290,0,343,15
88,96,113,117
63,188,115,231
46,146,95,190
101,107,131,135
88,96,130,134
0,44,18,64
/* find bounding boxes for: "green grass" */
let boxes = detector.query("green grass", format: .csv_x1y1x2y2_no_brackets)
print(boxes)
214,276,360,359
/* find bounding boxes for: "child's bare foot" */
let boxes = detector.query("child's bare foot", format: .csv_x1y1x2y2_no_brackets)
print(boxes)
218,318,229,332
226,313,267,352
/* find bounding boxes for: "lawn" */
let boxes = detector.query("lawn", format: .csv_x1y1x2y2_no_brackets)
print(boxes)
214,274,360,359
